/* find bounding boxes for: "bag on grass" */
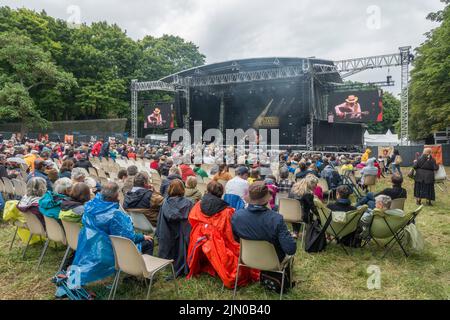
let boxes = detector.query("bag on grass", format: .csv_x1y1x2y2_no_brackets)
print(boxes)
52,271,95,300
304,213,332,253
407,168,415,179
401,224,424,254
260,270,293,294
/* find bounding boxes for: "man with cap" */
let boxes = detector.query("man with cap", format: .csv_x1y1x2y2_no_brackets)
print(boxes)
225,166,250,200
231,181,297,262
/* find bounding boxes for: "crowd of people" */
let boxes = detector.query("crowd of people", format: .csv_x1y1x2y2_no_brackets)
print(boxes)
0,136,441,296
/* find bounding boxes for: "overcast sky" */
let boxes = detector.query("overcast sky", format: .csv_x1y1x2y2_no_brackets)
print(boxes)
2,0,444,95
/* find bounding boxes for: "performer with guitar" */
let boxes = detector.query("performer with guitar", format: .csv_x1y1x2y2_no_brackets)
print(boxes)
334,95,369,120
147,107,166,126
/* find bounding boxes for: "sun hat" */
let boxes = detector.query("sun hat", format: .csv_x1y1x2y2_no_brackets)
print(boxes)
346,95,358,103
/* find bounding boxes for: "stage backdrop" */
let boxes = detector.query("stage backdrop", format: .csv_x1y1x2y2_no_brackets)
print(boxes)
144,102,174,129
327,89,382,123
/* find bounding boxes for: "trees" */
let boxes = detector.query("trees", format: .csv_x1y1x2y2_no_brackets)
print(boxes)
0,7,206,127
409,0,450,140
0,32,76,134
367,91,400,134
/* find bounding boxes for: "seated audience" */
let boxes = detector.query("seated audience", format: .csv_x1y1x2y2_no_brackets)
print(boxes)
289,174,319,238
59,183,92,223
360,158,378,189
187,181,258,288
247,168,262,185
123,172,164,226
122,165,138,195
264,175,278,210
232,182,297,262
17,177,48,227
225,166,250,200
156,179,194,278
179,163,196,182
58,160,74,179
39,178,73,219
70,182,154,285
160,165,183,197
213,164,233,182
27,159,53,191
359,195,405,238
73,153,93,170
185,176,203,203
327,185,356,212
193,164,209,179
357,174,407,209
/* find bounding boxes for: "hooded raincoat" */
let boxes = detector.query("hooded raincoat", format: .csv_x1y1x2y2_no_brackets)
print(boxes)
70,193,144,285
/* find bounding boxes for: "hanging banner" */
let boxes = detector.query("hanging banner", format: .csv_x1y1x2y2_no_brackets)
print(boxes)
64,135,74,144
425,145,443,165
378,146,394,158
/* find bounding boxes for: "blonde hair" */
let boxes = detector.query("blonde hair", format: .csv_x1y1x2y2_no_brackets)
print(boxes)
291,174,318,197
423,148,432,155
186,176,197,188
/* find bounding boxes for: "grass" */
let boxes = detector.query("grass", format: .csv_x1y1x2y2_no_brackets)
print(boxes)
1,168,449,300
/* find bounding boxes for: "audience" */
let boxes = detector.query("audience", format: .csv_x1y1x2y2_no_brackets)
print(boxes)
59,182,91,223
327,185,356,212
17,177,48,227
58,160,74,179
122,165,138,195
232,182,297,262
156,179,194,278
184,176,202,203
160,165,183,197
187,181,257,287
123,172,164,226
39,177,73,219
27,159,53,191
71,182,154,285
225,166,250,200
213,164,233,182
357,174,407,209
289,174,319,238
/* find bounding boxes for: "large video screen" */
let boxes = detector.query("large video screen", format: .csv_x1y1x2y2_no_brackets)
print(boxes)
144,102,174,129
327,89,382,123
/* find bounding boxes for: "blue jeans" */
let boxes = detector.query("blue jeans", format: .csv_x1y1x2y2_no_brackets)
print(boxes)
0,192,4,211
391,164,402,177
356,192,375,209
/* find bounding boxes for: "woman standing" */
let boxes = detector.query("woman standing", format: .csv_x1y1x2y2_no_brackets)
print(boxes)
413,148,439,206
390,149,403,177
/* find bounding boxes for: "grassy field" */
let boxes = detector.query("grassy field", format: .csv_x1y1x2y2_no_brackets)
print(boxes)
1,168,449,300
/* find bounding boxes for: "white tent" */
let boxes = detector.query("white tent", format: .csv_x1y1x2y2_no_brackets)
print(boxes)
364,129,400,146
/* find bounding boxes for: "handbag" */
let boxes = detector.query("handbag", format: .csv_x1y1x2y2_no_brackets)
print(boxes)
407,168,415,179
304,213,332,253
260,270,293,294
394,155,403,165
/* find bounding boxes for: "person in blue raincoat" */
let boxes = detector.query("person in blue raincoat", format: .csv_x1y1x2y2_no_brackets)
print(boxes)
70,182,154,286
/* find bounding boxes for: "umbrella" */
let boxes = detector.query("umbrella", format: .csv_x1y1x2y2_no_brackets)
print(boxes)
7,157,27,165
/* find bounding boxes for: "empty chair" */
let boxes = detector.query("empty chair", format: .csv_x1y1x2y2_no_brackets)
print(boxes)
2,178,15,199
233,239,294,300
21,211,47,260
363,175,377,192
390,198,406,210
318,178,332,203
108,235,177,300
11,179,26,197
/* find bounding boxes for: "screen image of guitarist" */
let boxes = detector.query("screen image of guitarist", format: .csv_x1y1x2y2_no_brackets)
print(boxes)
328,89,381,123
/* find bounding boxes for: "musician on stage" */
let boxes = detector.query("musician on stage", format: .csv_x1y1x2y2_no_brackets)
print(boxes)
334,95,363,120
147,107,165,126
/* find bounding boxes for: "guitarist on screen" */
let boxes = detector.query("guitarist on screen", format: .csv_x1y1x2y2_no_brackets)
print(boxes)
334,95,368,120
147,107,166,126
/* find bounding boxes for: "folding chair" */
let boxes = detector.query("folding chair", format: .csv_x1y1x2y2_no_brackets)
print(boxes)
11,179,26,197
109,236,177,300
21,211,47,260
9,220,28,251
41,216,68,269
233,239,294,300
2,177,16,199
314,199,367,255
318,178,332,204
366,206,423,258
390,198,406,210
278,198,305,248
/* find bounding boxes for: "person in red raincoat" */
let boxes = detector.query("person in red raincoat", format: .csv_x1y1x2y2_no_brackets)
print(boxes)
187,181,259,288
91,139,103,157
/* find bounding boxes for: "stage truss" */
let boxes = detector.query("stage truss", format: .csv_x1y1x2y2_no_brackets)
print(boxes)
131,47,412,146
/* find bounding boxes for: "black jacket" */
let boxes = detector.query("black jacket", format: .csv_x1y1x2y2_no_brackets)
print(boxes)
288,192,316,224
375,186,407,200
414,155,439,184
74,159,93,170
327,199,356,212
155,196,193,277
160,174,182,197
200,193,228,217
123,188,152,209
231,204,297,262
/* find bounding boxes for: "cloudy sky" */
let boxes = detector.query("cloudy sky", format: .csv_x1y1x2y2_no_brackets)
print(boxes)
2,0,444,94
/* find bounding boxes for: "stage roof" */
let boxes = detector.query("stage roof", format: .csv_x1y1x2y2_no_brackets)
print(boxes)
159,57,342,84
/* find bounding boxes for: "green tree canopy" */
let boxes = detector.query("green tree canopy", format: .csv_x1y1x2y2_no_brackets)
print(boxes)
409,0,450,140
367,91,400,134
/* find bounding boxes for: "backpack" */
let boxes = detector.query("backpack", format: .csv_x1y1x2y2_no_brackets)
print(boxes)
260,269,294,294
304,213,332,253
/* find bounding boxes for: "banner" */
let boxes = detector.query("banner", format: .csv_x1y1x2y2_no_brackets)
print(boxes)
378,146,394,158
64,135,74,144
425,145,443,165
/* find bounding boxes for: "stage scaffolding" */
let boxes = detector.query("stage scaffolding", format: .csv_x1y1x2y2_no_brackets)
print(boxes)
131,47,412,147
